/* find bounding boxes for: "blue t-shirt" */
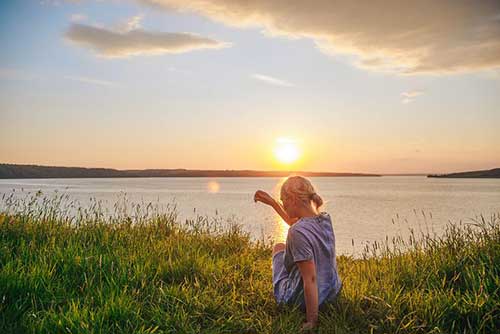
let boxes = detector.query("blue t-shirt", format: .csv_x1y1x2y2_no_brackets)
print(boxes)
282,212,342,307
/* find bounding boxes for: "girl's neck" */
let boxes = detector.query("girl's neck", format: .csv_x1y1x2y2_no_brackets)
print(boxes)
295,205,319,218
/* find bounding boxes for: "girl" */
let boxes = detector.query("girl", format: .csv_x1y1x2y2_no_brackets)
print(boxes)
254,176,342,330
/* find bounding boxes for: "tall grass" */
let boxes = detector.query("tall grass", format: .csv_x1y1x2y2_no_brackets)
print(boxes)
0,192,499,333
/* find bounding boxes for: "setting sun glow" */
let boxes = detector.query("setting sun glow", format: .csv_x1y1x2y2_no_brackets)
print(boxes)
274,138,300,165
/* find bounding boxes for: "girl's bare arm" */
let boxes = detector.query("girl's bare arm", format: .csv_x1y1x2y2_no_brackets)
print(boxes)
270,200,299,226
297,260,319,329
254,190,298,226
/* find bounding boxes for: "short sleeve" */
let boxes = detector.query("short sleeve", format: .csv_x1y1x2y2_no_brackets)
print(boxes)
287,229,313,263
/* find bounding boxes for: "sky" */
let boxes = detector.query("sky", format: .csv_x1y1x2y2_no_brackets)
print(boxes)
1,0,499,174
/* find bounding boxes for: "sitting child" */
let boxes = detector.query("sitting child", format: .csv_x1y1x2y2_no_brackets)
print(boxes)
254,176,342,330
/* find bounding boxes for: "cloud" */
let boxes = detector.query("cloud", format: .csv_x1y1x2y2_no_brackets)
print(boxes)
116,14,144,33
251,73,293,87
401,90,424,104
70,13,87,22
401,91,423,98
139,0,500,74
64,22,229,58
64,75,116,86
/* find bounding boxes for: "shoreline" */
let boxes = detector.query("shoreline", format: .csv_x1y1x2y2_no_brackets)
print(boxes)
0,163,381,179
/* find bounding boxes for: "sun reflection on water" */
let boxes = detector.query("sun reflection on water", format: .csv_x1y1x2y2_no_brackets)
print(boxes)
273,177,290,242
275,216,289,242
207,180,220,193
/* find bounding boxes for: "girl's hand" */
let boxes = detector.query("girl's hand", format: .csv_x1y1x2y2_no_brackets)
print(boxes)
253,190,276,206
301,322,317,331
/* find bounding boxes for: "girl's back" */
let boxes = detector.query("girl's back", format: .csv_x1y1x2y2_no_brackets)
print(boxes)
279,212,342,308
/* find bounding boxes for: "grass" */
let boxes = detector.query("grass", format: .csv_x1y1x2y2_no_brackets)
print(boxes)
0,192,499,333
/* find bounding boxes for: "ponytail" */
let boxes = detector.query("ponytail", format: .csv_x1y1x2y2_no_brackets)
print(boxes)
310,193,323,209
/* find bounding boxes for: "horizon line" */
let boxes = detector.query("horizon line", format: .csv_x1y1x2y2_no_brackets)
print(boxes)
3,162,497,177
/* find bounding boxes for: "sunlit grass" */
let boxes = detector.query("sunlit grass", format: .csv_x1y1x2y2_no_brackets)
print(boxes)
0,192,498,333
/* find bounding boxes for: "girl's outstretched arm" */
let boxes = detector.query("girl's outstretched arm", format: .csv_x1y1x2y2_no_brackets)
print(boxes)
254,190,298,226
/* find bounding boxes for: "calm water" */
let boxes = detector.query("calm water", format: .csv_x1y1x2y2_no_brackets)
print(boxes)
1,176,499,255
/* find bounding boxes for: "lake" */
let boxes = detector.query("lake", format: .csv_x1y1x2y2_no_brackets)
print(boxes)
1,176,499,256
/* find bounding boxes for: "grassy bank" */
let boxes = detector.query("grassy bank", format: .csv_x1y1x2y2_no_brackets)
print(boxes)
0,194,499,333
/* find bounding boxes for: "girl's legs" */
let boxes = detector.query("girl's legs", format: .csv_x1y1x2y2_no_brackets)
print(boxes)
272,242,288,302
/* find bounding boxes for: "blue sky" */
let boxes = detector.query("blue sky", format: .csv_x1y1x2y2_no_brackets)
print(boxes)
1,0,499,174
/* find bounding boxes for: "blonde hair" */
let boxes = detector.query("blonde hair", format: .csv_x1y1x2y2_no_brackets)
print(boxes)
280,175,323,209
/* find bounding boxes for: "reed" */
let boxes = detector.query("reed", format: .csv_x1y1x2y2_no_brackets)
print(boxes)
1,192,498,333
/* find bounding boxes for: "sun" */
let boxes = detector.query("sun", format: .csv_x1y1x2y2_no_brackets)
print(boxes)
274,137,300,164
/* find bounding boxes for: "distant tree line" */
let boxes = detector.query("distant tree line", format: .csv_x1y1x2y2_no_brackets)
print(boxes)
428,168,500,178
0,163,380,179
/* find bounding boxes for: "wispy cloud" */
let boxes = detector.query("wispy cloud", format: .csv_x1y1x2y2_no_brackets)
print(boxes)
64,75,116,86
115,14,144,33
70,13,87,22
401,91,424,98
401,90,424,104
140,0,500,75
251,73,293,87
64,19,230,58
